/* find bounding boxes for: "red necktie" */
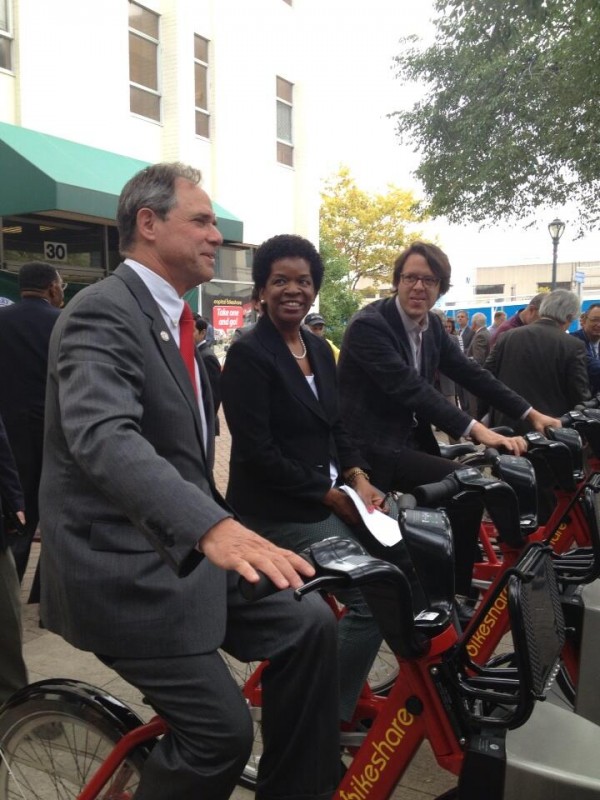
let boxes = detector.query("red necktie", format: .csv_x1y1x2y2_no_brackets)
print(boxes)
179,302,198,398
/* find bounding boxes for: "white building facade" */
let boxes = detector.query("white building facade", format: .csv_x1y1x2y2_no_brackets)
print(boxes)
0,0,318,328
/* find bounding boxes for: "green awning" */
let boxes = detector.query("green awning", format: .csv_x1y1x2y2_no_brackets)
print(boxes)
0,122,243,242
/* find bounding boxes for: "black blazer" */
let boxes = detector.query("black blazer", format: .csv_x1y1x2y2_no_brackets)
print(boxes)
221,314,368,523
197,341,221,435
0,297,60,428
485,318,591,432
0,413,24,551
338,297,530,483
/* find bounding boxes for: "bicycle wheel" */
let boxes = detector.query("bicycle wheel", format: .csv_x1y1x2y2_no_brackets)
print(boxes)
0,681,149,800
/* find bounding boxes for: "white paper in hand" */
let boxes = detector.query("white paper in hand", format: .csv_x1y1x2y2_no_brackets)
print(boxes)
340,484,402,546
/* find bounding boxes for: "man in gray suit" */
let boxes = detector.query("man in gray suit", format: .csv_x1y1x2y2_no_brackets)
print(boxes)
39,163,340,800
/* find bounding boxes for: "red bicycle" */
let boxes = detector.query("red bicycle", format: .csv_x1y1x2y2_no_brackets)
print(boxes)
0,528,574,800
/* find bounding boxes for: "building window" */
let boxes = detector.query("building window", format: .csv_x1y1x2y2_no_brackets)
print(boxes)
129,1,160,121
475,284,505,295
276,76,294,166
0,0,12,71
194,35,210,138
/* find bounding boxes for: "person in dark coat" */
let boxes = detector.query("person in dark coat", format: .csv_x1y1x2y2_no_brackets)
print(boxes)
338,241,560,604
485,290,591,433
0,411,27,704
0,261,63,581
194,315,221,434
221,233,385,722
570,303,600,394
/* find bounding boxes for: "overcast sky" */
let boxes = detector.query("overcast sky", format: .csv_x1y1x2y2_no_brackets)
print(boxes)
306,0,600,291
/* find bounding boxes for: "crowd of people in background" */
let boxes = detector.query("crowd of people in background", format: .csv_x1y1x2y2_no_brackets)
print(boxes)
1,159,598,799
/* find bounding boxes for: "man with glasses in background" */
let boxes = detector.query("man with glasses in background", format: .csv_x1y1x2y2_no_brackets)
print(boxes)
338,242,560,619
0,261,64,581
571,303,600,394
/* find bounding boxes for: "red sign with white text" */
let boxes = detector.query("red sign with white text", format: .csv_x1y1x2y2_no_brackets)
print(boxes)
212,304,244,331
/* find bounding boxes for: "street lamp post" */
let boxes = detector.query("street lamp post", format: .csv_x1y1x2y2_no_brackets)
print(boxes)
548,218,565,291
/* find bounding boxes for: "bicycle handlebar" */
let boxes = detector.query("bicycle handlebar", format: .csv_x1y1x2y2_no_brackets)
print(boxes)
412,473,460,507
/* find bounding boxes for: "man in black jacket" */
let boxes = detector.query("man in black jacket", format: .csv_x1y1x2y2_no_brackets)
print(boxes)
339,242,559,601
0,262,63,580
194,315,222,434
0,411,27,703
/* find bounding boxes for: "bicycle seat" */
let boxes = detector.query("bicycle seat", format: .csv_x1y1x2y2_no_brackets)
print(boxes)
546,426,584,480
562,409,600,460
523,431,576,491
399,507,454,621
297,537,453,659
490,455,538,534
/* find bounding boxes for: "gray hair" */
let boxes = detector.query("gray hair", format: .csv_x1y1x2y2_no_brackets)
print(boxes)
528,292,546,310
539,289,580,324
117,162,202,253
472,312,487,329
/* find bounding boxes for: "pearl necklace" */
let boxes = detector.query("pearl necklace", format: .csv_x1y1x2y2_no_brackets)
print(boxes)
290,331,307,360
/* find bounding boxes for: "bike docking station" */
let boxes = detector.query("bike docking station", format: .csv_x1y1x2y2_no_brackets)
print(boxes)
406,445,600,799
6,421,600,799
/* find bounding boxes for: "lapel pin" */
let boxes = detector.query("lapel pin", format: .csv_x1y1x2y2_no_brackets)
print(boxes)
160,331,170,342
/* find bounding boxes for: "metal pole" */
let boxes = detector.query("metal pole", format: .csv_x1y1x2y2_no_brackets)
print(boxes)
551,237,559,291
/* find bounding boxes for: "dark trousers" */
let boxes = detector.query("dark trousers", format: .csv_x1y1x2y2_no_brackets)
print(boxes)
369,447,482,596
0,547,28,704
5,419,44,581
101,581,340,800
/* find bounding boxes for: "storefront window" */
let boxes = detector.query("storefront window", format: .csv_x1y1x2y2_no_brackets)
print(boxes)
1,215,120,297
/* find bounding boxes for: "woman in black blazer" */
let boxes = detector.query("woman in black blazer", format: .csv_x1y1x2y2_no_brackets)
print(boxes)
0,411,27,704
221,234,385,723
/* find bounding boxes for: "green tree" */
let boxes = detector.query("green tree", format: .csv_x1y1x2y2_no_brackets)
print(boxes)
318,240,360,347
392,0,600,230
320,166,426,291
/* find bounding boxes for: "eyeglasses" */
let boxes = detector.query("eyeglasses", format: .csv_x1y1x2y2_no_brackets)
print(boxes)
57,281,68,291
399,273,440,288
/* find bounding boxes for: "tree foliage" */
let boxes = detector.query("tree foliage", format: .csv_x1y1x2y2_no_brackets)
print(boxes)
392,0,600,231
320,166,426,290
318,240,361,346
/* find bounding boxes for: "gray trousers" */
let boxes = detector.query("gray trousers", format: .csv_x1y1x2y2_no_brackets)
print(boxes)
244,512,383,722
0,547,28,704
100,579,340,800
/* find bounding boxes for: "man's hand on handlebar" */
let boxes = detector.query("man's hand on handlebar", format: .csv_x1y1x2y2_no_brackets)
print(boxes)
527,408,562,433
198,518,315,590
469,421,528,455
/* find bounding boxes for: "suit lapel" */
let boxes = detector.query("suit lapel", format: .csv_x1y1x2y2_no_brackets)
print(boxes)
254,316,330,423
114,264,210,461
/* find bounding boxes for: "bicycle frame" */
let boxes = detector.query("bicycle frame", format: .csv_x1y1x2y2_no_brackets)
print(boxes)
74,717,166,800
336,624,462,800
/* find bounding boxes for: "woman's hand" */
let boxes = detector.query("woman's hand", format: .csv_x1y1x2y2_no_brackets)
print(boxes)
322,488,361,526
351,474,388,514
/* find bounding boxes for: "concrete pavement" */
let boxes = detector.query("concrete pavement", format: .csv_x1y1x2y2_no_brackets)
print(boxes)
17,410,454,799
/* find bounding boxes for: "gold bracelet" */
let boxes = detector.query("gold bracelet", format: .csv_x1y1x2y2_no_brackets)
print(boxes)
345,467,370,486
